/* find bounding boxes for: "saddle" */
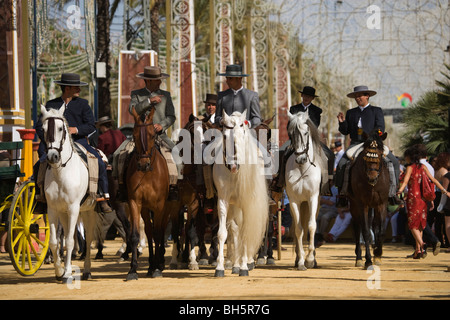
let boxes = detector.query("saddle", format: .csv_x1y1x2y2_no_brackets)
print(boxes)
346,142,390,162
37,142,100,201
73,142,101,199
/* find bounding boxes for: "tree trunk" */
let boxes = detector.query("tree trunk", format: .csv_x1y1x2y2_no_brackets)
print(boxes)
96,0,111,118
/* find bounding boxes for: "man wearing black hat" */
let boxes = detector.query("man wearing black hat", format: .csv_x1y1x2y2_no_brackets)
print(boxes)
271,86,334,194
214,64,262,128
34,73,112,213
335,85,401,205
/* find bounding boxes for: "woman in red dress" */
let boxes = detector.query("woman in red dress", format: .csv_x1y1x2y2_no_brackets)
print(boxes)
397,147,449,258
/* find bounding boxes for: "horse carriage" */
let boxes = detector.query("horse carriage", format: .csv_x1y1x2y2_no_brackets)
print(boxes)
0,138,50,276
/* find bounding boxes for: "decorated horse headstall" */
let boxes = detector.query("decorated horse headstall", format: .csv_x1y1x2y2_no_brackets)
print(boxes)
362,140,383,186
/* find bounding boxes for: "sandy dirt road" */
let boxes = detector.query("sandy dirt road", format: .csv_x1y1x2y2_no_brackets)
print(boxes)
0,238,449,301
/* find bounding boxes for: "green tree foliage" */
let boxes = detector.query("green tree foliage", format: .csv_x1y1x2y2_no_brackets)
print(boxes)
401,64,450,156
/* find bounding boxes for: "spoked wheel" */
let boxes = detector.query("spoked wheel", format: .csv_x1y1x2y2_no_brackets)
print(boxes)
7,180,50,276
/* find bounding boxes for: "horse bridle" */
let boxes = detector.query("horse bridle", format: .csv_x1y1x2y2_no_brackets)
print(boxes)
134,121,156,171
222,122,245,171
43,116,73,167
292,126,315,167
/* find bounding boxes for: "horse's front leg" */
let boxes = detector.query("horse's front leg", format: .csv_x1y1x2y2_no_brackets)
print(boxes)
214,198,228,277
372,205,386,265
352,216,363,268
48,211,64,281
126,200,141,280
290,201,306,271
60,207,78,283
362,207,373,269
305,195,319,269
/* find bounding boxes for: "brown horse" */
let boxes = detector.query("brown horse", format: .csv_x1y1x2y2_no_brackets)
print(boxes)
348,130,389,269
125,106,173,280
170,114,218,269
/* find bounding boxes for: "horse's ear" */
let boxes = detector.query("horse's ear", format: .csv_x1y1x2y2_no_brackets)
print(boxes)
263,114,275,126
223,110,230,123
381,132,388,141
130,106,139,122
287,110,294,121
147,107,156,122
240,109,247,123
188,113,196,123
362,131,369,141
57,104,65,117
40,104,47,117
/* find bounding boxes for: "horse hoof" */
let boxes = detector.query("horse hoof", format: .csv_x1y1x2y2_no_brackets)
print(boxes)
214,269,225,277
256,258,266,266
152,269,163,278
198,259,209,266
355,260,364,268
239,269,249,277
169,263,178,270
55,275,63,282
62,276,74,284
82,272,92,281
94,253,103,260
266,258,276,265
126,273,139,281
225,260,233,269
189,263,199,271
231,267,240,274
297,265,307,271
180,262,189,269
305,260,315,269
374,257,382,265
248,262,255,271
364,262,373,270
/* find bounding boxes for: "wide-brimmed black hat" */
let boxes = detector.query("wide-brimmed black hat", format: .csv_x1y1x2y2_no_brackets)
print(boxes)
299,86,318,97
203,93,218,104
136,66,169,80
218,64,249,77
347,85,377,98
54,73,88,86
95,116,113,127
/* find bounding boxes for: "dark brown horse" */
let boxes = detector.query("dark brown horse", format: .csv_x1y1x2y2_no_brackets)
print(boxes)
348,130,389,269
169,114,218,269
125,106,173,280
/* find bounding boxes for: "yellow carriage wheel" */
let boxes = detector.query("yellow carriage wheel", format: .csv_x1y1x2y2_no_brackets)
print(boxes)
7,181,50,276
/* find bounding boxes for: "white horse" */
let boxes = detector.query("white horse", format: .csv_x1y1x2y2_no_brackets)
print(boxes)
213,111,268,277
285,111,327,270
40,105,98,283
